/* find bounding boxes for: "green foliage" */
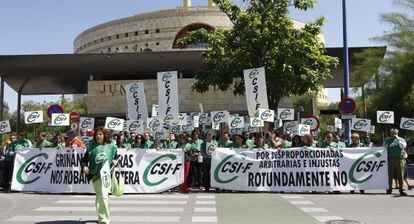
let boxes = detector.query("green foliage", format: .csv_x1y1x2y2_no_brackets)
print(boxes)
177,0,338,108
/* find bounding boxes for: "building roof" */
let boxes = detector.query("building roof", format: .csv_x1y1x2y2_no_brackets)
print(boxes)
0,47,386,95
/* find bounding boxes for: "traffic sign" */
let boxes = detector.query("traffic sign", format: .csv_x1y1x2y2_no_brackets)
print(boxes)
338,98,356,114
70,112,80,122
47,104,64,119
305,115,320,131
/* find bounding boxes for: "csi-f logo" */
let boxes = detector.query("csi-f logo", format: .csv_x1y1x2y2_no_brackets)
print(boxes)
379,112,392,122
17,153,52,184
251,118,262,127
129,83,139,93
402,119,414,128
154,131,163,139
207,144,216,155
143,154,182,187
349,151,386,184
231,117,243,128
27,112,41,123
0,121,8,132
285,122,296,131
128,121,141,132
81,118,93,129
302,119,313,126
172,125,181,134
108,119,122,128
248,69,259,79
162,72,172,82
214,152,252,184
213,112,226,123
353,120,368,130
280,109,292,119
163,114,173,124
54,114,67,125
260,110,272,120
149,119,161,131
299,126,310,135
95,153,108,164
199,114,208,123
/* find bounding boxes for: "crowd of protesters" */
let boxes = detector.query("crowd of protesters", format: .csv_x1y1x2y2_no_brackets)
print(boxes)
0,127,413,195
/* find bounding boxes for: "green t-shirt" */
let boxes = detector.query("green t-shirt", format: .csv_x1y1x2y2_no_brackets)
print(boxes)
161,140,178,149
347,142,365,148
385,137,405,158
336,141,347,148
245,139,255,148
85,142,117,176
218,140,235,148
281,140,292,148
36,140,54,149
144,139,154,149
321,141,339,148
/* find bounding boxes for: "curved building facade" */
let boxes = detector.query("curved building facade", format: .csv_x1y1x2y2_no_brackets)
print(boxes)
74,1,309,53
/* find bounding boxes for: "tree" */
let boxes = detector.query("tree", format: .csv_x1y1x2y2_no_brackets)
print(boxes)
177,0,338,108
353,0,414,140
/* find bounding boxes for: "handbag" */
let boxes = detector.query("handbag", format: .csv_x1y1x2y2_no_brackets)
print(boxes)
111,169,125,197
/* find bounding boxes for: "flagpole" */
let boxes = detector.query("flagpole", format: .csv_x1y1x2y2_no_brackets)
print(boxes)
342,0,351,145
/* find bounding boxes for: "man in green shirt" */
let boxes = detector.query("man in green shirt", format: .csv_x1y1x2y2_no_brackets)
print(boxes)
161,133,178,149
347,133,365,148
35,132,54,149
320,133,339,149
143,132,154,149
218,132,235,148
384,129,407,196
335,134,347,148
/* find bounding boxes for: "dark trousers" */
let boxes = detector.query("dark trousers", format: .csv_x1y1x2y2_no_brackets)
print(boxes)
1,161,13,190
203,162,211,191
388,157,404,192
188,161,203,187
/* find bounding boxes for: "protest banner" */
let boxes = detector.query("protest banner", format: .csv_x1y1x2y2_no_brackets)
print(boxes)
157,71,179,125
124,82,148,122
244,67,269,117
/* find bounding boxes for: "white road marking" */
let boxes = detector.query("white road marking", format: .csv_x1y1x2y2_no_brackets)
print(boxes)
299,207,328,212
194,207,217,212
313,216,344,222
288,200,314,205
191,216,218,222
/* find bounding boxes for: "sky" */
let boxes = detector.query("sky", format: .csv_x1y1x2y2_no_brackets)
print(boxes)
0,0,399,112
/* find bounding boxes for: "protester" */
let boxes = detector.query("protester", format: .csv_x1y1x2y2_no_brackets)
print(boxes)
348,133,365,147
162,133,178,149
116,132,131,149
255,136,269,149
143,132,153,149
66,130,85,148
335,134,347,148
132,134,145,149
52,133,66,149
292,135,303,147
242,131,255,148
189,131,205,190
320,133,338,149
303,134,318,147
81,127,118,224
234,135,246,148
178,133,192,193
218,132,234,148
35,132,54,149
384,129,407,196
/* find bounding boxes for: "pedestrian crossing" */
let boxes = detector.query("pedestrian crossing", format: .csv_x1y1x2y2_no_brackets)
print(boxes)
6,193,218,223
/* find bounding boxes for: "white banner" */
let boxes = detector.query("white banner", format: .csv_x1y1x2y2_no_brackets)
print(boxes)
51,113,70,126
126,120,144,134
228,116,244,129
157,71,179,125
351,118,371,132
400,117,414,131
124,82,148,122
277,108,295,121
211,111,229,123
258,108,274,122
11,148,184,193
211,148,388,192
104,117,125,131
79,117,95,130
244,67,269,117
0,120,11,134
377,110,394,124
24,111,43,124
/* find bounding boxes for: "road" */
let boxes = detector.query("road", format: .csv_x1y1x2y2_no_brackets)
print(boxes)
0,189,413,224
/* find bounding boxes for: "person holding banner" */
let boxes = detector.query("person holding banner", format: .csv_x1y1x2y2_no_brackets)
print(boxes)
81,128,119,224
242,131,256,148
334,134,347,148
143,132,154,149
52,133,66,149
178,133,192,193
189,131,205,190
116,133,132,149
384,129,407,196
302,134,318,147
255,136,269,149
66,130,85,148
35,132,54,149
320,133,339,149
347,133,365,147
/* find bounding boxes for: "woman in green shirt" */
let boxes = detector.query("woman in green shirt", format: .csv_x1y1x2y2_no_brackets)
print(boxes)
81,128,118,224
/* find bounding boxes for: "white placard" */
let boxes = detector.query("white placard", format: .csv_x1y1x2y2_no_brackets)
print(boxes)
199,113,209,125
250,117,264,127
194,116,200,128
206,142,216,155
277,108,295,121
300,117,319,131
274,119,283,128
172,113,187,126
147,117,162,133
284,121,298,132
151,104,159,117
212,122,220,130
351,118,371,132
104,117,125,131
258,108,275,122
181,119,194,132
211,111,229,123
0,120,11,134
228,116,245,129
400,117,414,131
244,67,269,117
335,117,343,129
79,117,95,130
377,111,394,124
297,124,310,136
24,111,43,124
51,113,70,126
126,120,144,134
157,71,179,125
370,125,375,134
124,82,148,122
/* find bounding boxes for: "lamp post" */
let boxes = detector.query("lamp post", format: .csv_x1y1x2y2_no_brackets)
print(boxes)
342,0,351,145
